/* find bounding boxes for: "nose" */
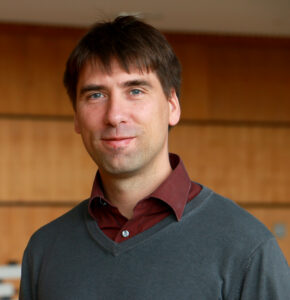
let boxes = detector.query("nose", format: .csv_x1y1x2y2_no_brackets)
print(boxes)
104,92,128,127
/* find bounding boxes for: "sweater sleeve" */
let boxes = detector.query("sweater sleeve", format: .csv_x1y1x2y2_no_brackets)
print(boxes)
239,237,290,299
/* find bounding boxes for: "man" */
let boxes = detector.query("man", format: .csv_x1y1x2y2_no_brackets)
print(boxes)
20,16,290,299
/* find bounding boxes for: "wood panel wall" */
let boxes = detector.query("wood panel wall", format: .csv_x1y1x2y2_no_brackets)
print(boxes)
0,24,289,268
167,34,290,122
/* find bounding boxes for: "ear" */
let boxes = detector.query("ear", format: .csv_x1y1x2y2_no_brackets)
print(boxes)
74,114,81,134
168,89,181,127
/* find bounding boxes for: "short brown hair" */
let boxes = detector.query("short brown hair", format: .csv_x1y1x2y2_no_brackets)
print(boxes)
63,15,181,110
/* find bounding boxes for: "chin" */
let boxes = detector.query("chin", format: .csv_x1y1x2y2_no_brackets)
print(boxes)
91,147,152,177
101,165,139,178
99,156,144,177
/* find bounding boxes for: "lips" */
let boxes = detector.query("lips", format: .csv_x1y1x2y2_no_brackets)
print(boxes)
101,137,135,149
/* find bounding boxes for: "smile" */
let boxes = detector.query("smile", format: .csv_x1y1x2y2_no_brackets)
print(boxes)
101,137,135,149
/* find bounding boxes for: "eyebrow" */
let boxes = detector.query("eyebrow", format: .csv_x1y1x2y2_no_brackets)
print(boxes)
121,79,153,89
79,85,106,97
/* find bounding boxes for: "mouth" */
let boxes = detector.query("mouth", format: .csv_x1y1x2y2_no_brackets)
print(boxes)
101,137,135,149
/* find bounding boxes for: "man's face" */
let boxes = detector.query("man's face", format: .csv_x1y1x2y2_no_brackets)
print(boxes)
74,59,180,178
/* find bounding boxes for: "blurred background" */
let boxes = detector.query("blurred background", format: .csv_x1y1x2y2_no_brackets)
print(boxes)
0,0,290,298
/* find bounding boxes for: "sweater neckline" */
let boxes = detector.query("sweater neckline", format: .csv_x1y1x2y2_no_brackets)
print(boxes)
84,184,213,256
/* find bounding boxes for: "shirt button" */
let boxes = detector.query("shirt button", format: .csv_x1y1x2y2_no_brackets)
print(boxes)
122,230,130,238
99,198,107,206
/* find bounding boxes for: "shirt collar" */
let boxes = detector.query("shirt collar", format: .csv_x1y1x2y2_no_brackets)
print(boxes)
89,153,191,221
149,153,191,220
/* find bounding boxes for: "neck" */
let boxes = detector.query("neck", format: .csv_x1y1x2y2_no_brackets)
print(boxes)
99,154,172,219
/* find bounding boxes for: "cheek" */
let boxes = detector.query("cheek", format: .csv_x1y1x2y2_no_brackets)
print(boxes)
153,101,170,126
140,103,169,138
77,107,104,131
138,99,168,121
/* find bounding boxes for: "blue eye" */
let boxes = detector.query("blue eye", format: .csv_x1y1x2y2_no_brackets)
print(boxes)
130,89,142,96
89,92,103,99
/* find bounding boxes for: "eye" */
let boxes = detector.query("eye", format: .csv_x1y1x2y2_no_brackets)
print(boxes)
130,89,143,96
88,92,104,99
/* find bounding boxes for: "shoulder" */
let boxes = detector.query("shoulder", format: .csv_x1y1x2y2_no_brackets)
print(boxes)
184,185,274,262
20,200,90,297
185,186,290,297
26,200,89,254
194,185,273,241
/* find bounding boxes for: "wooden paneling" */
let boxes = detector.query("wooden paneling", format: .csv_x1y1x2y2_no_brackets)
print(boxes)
169,124,290,203
246,207,290,263
0,24,84,116
168,39,211,120
0,205,73,263
167,34,290,122
208,41,290,122
0,119,96,202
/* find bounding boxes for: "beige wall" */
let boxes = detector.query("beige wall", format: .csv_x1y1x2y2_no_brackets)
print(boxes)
0,24,290,268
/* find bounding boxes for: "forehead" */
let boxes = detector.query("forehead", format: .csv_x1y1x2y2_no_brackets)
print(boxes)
77,58,160,88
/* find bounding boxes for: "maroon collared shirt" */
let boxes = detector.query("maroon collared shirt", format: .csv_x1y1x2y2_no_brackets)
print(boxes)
88,153,201,243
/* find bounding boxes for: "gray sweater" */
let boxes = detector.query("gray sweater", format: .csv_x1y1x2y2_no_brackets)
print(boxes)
20,186,290,300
